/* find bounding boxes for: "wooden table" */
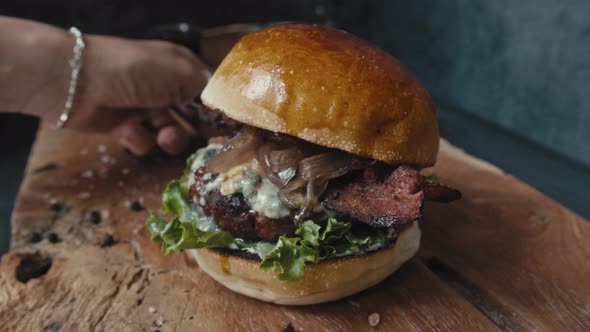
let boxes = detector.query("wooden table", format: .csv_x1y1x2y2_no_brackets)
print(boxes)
1,124,589,331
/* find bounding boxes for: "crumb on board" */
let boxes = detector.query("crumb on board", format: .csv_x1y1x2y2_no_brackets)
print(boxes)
97,144,107,153
368,313,380,327
79,192,91,199
153,317,164,327
100,155,117,165
81,170,95,179
132,226,142,235
148,306,157,314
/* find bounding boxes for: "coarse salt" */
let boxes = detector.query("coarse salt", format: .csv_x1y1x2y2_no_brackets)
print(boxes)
81,170,94,179
153,317,164,327
368,313,380,327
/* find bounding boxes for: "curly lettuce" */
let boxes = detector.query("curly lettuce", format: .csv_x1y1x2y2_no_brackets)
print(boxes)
147,152,388,282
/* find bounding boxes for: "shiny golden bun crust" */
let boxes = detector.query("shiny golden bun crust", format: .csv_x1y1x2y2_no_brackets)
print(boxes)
201,24,438,166
190,221,420,305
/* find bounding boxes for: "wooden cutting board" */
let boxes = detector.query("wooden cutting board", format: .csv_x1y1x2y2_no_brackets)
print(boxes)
1,124,589,332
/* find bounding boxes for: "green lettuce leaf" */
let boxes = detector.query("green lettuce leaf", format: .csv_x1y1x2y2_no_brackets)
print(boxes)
258,237,318,281
147,213,235,254
147,152,390,282
178,150,200,199
161,180,194,223
148,164,235,254
238,219,388,282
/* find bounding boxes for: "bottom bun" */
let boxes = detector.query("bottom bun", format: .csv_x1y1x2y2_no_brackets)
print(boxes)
190,221,420,305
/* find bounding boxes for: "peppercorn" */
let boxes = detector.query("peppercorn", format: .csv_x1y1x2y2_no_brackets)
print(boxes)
129,200,143,211
47,232,61,243
89,210,101,224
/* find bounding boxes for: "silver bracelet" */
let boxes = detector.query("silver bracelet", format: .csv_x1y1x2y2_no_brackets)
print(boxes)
54,27,85,130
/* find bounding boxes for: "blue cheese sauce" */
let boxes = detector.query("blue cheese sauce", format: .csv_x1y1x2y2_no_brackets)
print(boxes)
187,141,292,219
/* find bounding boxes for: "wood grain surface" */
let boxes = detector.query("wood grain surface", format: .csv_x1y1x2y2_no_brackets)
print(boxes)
1,125,589,332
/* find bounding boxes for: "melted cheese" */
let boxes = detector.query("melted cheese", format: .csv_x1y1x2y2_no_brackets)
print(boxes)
189,143,292,219
187,143,223,189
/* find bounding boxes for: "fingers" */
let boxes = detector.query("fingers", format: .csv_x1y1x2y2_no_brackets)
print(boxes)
156,125,190,155
111,111,191,157
112,117,157,156
150,110,191,155
149,110,175,129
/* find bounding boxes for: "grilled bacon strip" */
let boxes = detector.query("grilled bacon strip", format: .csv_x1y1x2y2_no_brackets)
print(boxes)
322,165,460,228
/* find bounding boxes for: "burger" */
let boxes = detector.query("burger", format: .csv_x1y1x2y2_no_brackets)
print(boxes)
147,24,460,305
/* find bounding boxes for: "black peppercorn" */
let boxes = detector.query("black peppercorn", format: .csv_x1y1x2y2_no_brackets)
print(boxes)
99,233,116,248
49,201,63,212
281,323,295,332
89,210,101,224
47,232,61,243
129,200,143,211
29,232,42,243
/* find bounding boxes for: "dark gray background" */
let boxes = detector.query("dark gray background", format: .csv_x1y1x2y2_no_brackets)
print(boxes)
1,0,589,253
363,1,590,166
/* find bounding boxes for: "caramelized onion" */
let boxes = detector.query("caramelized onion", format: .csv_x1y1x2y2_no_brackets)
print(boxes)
205,125,374,223
283,152,372,192
283,151,374,223
257,140,308,188
256,142,283,187
293,179,328,223
269,147,305,173
206,126,262,173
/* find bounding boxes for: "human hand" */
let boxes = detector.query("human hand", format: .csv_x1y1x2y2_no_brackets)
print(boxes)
1,17,209,156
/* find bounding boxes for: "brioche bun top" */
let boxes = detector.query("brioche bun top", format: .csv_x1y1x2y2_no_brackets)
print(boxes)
201,24,439,166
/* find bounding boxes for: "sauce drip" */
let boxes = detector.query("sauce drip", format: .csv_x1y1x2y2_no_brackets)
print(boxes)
220,255,231,274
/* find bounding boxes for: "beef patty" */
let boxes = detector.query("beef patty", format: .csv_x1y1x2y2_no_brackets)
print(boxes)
189,164,460,241
189,167,296,241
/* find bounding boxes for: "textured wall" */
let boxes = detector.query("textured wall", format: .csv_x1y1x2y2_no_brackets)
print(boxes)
360,1,590,166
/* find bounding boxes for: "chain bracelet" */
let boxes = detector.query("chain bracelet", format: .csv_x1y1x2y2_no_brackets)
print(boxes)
54,27,85,130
